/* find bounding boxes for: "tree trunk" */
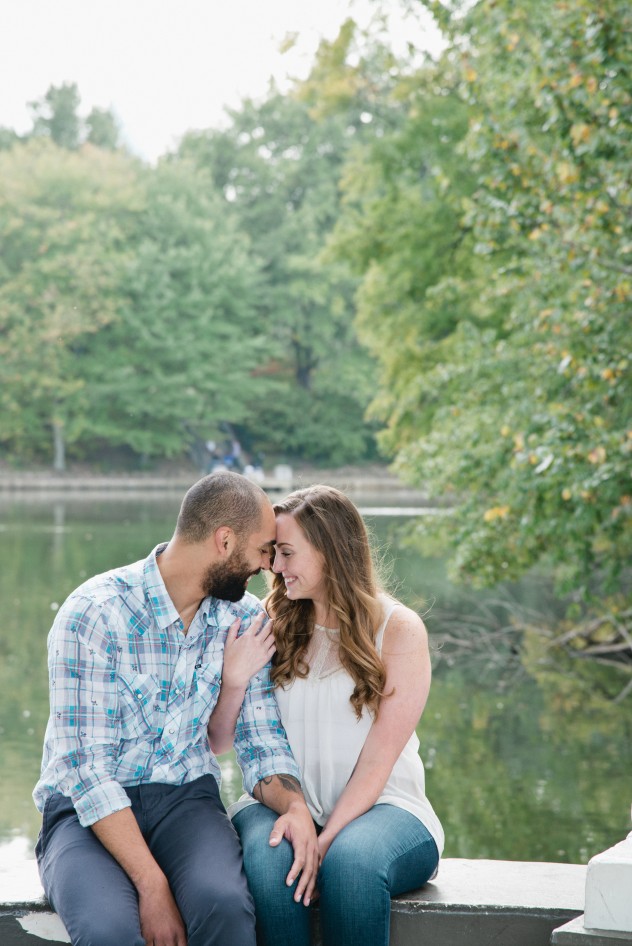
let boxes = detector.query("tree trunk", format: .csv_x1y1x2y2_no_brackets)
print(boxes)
52,418,66,472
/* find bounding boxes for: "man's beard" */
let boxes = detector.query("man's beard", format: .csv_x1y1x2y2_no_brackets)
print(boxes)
202,547,258,602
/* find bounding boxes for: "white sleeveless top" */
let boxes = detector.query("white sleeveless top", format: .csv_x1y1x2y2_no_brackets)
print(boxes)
230,596,444,856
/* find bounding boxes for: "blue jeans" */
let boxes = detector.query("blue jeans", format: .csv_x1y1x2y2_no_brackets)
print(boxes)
233,802,439,946
36,776,256,946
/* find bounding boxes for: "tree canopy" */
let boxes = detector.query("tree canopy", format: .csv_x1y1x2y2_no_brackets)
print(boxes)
328,0,631,652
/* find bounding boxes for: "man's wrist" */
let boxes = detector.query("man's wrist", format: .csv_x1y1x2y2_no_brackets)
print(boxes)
133,863,169,895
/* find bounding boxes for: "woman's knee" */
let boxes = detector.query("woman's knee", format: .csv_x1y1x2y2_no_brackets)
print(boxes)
233,806,295,892
318,832,386,895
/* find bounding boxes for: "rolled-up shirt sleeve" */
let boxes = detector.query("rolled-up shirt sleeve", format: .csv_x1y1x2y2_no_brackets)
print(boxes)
233,663,300,794
43,595,131,826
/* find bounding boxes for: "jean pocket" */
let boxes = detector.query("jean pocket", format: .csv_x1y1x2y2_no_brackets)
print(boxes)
37,793,74,862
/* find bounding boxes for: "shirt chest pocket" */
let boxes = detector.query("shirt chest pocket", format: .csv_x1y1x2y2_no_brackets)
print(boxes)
117,673,161,738
190,644,223,719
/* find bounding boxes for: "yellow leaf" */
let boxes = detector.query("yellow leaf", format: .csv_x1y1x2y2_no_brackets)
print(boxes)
570,123,591,146
556,161,579,185
562,488,572,501
465,67,477,82
500,426,511,437
586,76,598,93
483,505,510,522
588,446,606,464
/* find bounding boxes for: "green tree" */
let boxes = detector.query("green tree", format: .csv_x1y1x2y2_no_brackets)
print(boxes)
24,83,121,152
331,65,480,447
86,106,120,150
29,82,82,149
77,159,270,462
0,140,142,468
331,0,631,639
0,127,21,150
0,140,271,468
178,74,379,464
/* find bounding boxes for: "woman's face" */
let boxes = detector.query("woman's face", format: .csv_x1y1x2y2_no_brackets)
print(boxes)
272,513,327,608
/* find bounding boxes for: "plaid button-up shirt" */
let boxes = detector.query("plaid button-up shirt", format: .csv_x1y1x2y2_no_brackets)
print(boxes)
34,544,298,827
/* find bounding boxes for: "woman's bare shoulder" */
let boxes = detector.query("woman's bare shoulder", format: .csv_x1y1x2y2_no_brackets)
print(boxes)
381,599,428,653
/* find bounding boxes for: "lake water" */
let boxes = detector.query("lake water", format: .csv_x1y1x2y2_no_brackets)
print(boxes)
0,493,630,871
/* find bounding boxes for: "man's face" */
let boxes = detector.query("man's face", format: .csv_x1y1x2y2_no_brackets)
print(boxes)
201,544,254,602
202,502,276,602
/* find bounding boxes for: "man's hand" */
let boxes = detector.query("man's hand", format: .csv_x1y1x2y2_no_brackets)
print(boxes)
91,808,186,945
138,875,187,946
254,774,319,906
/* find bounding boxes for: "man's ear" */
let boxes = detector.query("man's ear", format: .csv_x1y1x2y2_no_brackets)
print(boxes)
214,526,236,557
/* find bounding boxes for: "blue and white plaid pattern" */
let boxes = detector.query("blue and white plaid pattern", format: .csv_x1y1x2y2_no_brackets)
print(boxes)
34,544,298,827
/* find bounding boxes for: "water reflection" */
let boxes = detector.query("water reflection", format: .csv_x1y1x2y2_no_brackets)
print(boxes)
0,496,629,866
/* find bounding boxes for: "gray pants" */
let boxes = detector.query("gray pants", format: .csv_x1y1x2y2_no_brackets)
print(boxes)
36,775,256,946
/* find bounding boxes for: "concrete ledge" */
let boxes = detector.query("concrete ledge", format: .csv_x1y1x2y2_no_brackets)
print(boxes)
0,857,585,945
0,473,416,494
552,916,632,945
385,858,585,946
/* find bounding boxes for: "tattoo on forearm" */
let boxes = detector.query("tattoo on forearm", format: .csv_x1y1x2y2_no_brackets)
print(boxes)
254,773,302,806
278,774,301,794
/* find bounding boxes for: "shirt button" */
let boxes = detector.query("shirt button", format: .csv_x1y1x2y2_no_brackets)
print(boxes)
169,728,175,734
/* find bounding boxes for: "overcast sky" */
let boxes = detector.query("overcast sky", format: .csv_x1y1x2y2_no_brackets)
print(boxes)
1,0,442,162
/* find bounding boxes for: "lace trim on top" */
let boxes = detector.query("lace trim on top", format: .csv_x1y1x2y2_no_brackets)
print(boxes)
306,623,342,679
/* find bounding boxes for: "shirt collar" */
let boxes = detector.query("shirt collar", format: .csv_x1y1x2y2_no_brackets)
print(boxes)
143,543,182,632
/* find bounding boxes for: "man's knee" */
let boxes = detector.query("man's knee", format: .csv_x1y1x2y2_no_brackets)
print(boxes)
188,883,255,945
71,916,144,946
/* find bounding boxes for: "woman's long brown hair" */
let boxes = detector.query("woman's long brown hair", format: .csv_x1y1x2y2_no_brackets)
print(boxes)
267,485,389,718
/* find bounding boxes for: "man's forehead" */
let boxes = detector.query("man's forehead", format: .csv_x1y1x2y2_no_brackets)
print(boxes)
253,502,276,543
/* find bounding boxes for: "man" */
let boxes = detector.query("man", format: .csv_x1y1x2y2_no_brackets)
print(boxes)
34,471,318,946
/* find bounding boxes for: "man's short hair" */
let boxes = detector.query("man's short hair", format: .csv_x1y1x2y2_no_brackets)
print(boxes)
175,471,267,544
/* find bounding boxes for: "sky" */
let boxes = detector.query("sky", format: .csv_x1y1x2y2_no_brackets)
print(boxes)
1,0,443,163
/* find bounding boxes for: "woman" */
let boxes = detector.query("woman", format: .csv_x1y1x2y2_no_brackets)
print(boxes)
213,485,443,946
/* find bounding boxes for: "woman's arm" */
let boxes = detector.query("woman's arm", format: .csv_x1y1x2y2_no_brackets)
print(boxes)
317,605,431,860
207,611,276,754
